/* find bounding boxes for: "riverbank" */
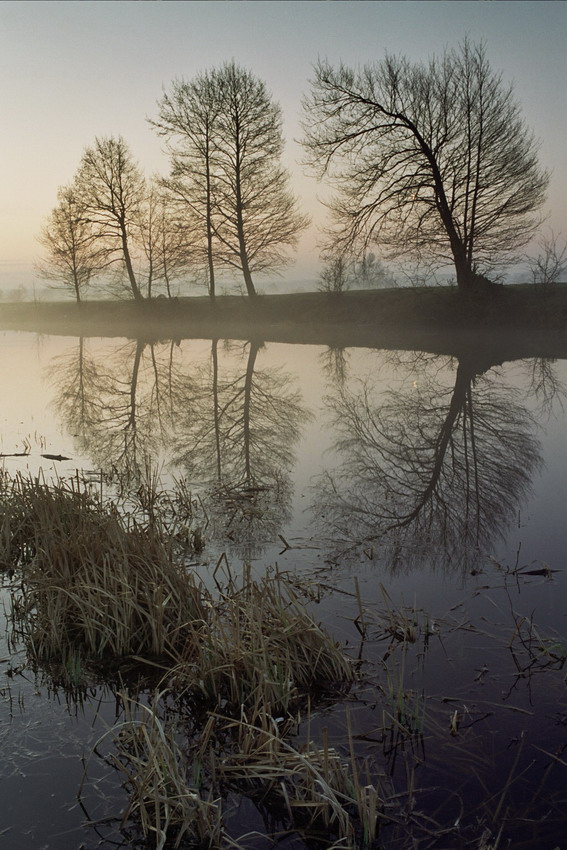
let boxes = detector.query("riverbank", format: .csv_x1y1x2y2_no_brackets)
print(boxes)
1,284,566,361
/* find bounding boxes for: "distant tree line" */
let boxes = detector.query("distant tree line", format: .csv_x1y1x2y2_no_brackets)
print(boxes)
38,43,552,303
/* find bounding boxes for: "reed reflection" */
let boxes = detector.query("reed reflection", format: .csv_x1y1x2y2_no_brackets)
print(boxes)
314,352,545,572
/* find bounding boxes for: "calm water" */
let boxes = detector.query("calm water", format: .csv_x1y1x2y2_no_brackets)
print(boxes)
1,330,566,848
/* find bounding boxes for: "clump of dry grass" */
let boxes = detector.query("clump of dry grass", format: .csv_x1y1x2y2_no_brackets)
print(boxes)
95,691,222,850
215,705,382,846
172,565,355,714
94,692,382,850
1,472,208,662
1,473,354,712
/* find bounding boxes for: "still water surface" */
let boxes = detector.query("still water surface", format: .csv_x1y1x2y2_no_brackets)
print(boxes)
1,330,566,848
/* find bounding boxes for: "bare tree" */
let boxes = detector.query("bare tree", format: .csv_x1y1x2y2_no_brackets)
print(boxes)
36,186,105,303
152,75,221,299
302,40,548,293
154,63,309,298
527,230,567,287
73,136,147,301
318,253,353,295
212,62,309,296
137,183,191,299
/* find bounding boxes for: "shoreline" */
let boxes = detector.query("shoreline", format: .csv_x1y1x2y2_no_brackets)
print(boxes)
1,285,566,363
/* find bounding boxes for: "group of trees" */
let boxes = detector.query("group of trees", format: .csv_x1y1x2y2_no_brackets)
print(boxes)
39,42,552,302
39,63,307,303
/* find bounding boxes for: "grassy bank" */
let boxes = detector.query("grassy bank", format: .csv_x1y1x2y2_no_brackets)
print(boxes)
1,285,566,360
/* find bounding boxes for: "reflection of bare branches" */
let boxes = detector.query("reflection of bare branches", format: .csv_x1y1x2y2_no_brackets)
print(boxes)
171,340,310,557
49,339,179,487
314,356,542,573
320,346,350,387
47,338,100,441
522,357,566,420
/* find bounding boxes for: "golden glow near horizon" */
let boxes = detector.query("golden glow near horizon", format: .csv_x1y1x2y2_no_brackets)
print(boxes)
0,0,565,290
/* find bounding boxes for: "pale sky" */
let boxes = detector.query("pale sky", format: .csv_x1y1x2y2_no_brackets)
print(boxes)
0,0,565,288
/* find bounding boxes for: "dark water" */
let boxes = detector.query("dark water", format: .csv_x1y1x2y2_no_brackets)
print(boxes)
1,331,566,848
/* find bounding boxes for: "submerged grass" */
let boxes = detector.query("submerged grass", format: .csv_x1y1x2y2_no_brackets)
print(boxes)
95,691,222,850
91,690,383,850
172,564,355,714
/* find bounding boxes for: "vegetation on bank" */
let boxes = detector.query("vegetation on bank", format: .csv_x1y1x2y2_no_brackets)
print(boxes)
1,284,566,343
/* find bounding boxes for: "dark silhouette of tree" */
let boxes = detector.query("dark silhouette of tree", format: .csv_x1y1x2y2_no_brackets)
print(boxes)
153,63,309,298
152,75,222,300
36,187,106,303
212,63,309,297
73,136,147,301
314,352,542,572
302,40,548,292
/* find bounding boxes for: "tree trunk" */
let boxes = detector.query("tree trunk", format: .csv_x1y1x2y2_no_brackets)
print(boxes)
242,342,259,483
205,146,216,302
236,204,256,297
212,339,222,481
120,223,144,301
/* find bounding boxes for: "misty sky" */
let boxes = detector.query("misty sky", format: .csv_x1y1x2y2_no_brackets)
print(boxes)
0,0,565,288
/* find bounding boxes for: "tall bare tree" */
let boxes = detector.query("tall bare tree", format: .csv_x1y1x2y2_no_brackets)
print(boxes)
36,186,105,303
73,136,147,301
152,75,221,299
212,62,309,297
153,63,309,298
302,40,548,293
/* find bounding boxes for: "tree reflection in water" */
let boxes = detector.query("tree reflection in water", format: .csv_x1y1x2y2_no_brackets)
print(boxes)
170,339,311,558
49,337,311,559
314,352,545,573
48,338,178,487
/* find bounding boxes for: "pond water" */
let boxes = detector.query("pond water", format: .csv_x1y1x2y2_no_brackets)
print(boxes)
1,329,566,848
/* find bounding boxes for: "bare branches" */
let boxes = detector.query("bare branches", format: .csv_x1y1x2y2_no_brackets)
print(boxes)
153,62,309,298
36,186,107,303
73,136,147,301
302,41,549,289
527,231,567,286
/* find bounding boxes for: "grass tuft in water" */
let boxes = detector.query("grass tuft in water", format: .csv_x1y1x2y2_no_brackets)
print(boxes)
0,471,208,663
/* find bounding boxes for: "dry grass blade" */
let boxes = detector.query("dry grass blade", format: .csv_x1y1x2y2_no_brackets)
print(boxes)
172,564,355,713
